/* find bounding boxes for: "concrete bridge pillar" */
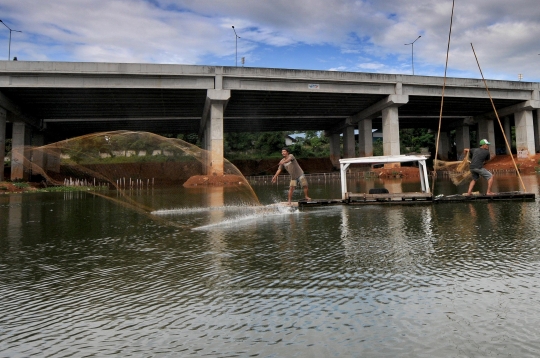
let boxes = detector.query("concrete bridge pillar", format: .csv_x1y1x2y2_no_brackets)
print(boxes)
343,126,355,158
200,89,230,175
11,120,32,180
503,116,512,154
0,107,6,181
437,131,450,160
382,106,400,158
358,118,373,157
514,109,535,157
455,125,470,155
328,133,341,169
32,133,45,177
477,118,496,157
534,110,540,154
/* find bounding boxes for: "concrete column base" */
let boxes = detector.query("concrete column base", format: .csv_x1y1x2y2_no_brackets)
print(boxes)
515,110,535,157
11,122,32,181
358,119,373,157
455,125,470,155
382,107,400,157
328,133,341,169
0,108,6,182
343,126,355,158
437,131,450,160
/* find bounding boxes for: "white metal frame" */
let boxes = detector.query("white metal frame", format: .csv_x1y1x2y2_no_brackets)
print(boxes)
339,155,430,200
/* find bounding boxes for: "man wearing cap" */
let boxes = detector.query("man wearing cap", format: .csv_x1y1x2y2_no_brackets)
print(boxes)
464,139,495,195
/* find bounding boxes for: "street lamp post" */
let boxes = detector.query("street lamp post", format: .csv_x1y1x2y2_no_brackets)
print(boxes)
0,20,22,61
405,35,421,75
232,26,240,67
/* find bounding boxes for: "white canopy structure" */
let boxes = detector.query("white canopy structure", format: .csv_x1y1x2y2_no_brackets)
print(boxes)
339,155,431,200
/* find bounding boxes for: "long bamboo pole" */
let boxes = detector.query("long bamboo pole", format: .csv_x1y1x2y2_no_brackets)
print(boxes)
470,43,527,192
432,0,455,193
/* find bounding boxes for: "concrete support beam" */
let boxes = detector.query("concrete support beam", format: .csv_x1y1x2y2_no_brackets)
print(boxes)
437,131,450,160
200,89,230,175
0,107,5,181
455,125,470,154
11,121,32,180
514,109,535,157
382,107,400,158
477,118,496,157
358,119,373,157
489,100,540,119
0,91,40,129
328,133,341,169
343,126,356,158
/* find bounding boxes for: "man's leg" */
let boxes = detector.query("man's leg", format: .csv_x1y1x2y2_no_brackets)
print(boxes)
486,175,495,195
303,186,311,200
467,179,476,195
288,186,295,204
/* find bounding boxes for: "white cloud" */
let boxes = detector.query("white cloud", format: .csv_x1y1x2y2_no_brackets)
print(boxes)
0,0,538,80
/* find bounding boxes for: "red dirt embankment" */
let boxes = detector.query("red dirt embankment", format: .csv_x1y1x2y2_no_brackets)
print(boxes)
1,154,538,193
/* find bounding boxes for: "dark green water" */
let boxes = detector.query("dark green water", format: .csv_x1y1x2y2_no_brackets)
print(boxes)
1,175,540,357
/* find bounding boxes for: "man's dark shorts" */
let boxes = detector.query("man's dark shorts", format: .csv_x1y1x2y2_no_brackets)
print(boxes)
470,168,492,181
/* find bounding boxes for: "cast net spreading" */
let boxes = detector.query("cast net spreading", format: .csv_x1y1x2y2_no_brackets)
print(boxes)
434,151,471,185
16,131,261,212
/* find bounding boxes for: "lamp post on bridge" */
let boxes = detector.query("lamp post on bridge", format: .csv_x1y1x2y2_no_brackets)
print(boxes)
232,26,240,67
0,20,22,61
405,35,421,75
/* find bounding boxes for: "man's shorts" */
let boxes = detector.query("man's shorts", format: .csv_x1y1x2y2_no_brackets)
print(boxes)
290,175,308,188
470,168,492,181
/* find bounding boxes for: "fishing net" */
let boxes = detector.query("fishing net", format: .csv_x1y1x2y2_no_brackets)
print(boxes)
434,151,471,186
14,131,261,211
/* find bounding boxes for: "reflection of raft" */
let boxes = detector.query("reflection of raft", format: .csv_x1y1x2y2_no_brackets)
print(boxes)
433,191,535,202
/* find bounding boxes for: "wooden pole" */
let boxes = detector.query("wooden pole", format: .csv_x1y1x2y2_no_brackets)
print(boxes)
432,0,455,193
470,43,527,192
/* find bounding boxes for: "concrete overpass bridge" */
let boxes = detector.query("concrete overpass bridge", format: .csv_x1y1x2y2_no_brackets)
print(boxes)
1,61,539,180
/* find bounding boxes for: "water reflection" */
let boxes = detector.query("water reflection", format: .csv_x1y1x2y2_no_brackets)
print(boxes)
1,175,540,356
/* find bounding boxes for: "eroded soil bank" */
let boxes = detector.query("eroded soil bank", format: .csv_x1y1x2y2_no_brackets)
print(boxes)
2,154,539,193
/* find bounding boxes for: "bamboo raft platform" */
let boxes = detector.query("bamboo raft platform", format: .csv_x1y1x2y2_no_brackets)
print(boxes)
291,191,535,208
276,155,536,208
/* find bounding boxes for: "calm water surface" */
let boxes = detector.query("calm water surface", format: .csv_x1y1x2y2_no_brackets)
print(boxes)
1,174,540,357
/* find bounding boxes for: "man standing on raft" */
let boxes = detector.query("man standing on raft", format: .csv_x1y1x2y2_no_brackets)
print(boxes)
464,139,496,196
272,148,311,204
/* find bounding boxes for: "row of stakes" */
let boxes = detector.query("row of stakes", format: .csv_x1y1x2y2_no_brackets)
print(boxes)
63,177,155,189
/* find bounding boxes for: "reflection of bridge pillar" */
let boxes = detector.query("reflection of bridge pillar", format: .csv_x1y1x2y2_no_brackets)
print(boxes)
201,89,230,175
455,125,470,154
514,109,535,157
358,118,373,157
437,131,450,160
343,126,355,158
0,108,6,181
382,106,400,164
477,118,495,157
206,187,225,208
328,133,340,169
11,121,32,180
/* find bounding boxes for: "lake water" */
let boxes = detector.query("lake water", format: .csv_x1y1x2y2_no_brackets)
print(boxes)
1,174,540,357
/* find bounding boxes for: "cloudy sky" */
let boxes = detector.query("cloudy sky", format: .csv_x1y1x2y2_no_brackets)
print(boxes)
1,0,539,81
